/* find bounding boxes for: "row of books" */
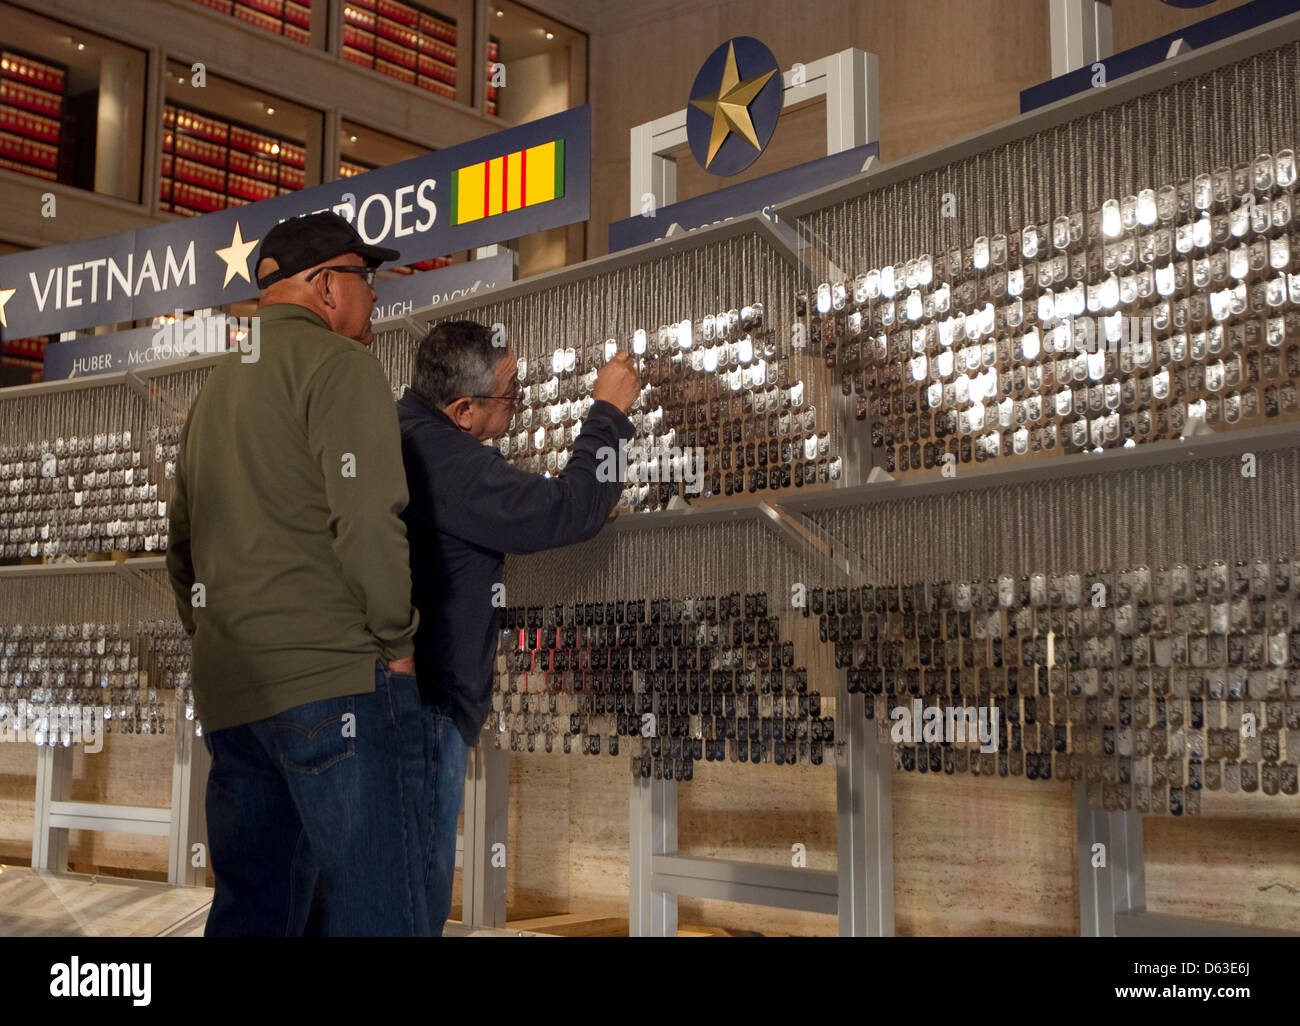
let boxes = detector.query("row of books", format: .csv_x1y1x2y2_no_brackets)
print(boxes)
164,106,307,167
188,0,312,44
161,152,306,194
185,0,504,116
341,0,463,99
0,48,63,184
161,176,296,215
161,103,306,216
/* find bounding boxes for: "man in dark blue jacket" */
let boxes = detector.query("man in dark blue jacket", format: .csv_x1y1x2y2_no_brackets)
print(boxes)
397,319,639,935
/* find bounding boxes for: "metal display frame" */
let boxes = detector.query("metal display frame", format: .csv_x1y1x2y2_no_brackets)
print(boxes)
380,8,1300,935
0,557,209,886
4,5,1299,936
601,419,1300,937
391,201,1300,934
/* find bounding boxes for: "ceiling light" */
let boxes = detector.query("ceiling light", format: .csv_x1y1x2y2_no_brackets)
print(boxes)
74,40,86,51
265,105,276,115
349,134,357,143
545,31,554,39
496,8,503,14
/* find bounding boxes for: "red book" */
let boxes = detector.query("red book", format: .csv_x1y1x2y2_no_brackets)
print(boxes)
378,0,417,27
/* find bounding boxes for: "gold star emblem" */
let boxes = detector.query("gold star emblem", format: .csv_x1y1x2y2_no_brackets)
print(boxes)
0,282,14,329
689,41,777,169
215,222,260,288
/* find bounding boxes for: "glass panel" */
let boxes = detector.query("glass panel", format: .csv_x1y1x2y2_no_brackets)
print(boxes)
160,60,321,216
0,3,147,201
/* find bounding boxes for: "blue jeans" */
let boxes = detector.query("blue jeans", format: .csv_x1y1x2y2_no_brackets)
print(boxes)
423,699,469,936
203,660,429,936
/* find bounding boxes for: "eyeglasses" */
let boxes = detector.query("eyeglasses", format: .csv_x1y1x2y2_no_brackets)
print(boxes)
466,383,524,405
305,264,377,286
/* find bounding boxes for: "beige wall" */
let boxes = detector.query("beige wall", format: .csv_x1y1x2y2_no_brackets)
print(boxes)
0,734,174,881
498,49,571,125
582,0,1257,256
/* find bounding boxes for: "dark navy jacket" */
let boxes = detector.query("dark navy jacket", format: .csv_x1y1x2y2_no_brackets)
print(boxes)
396,388,634,745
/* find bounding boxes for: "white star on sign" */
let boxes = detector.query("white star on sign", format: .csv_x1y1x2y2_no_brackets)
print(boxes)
0,282,15,329
215,222,260,288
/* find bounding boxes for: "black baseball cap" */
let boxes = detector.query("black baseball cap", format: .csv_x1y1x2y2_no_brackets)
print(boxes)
255,211,400,288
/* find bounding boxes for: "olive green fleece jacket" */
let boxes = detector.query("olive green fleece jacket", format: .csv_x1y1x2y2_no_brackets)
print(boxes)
165,303,418,731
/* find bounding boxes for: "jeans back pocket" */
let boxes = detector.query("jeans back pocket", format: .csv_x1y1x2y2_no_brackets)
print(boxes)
267,696,356,774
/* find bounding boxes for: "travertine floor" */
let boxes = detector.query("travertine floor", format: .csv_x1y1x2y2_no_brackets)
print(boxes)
0,865,740,937
0,865,538,937
0,866,212,937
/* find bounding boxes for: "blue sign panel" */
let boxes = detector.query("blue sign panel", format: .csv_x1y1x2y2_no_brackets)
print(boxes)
370,251,515,321
44,253,517,379
1020,0,1300,113
609,142,878,253
2,105,589,340
43,320,237,380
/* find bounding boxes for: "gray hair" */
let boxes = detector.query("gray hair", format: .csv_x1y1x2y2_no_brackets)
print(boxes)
410,320,502,408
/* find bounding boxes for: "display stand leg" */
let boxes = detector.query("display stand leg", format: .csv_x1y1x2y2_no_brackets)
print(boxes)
1075,779,1144,936
168,719,209,886
629,774,677,937
462,739,509,929
32,745,72,873
836,676,894,936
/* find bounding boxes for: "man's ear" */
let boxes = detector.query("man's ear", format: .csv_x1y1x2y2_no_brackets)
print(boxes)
445,397,475,429
314,269,338,309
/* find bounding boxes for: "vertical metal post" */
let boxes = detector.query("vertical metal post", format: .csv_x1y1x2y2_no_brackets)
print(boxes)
168,719,209,886
1049,0,1114,77
836,674,894,936
32,745,72,872
1075,780,1145,936
629,774,677,936
823,49,878,155
462,737,509,928
629,120,678,219
475,243,519,270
